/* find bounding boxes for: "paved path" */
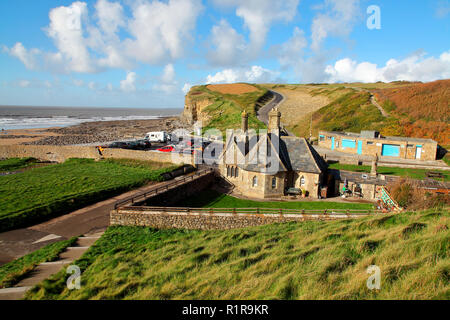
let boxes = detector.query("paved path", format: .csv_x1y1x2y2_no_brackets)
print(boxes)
0,230,104,300
257,90,285,125
0,178,178,267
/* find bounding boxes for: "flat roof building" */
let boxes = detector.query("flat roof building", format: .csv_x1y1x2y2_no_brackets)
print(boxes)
318,130,438,161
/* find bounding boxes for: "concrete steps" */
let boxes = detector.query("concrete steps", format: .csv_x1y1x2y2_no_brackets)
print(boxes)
0,232,104,300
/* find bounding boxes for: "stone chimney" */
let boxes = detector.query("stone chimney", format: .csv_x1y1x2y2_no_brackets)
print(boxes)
371,154,378,176
241,110,249,133
268,107,281,135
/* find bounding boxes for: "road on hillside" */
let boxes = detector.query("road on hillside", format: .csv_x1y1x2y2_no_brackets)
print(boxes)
257,90,285,125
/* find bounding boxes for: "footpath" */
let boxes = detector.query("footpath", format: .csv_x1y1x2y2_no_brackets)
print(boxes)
0,230,103,300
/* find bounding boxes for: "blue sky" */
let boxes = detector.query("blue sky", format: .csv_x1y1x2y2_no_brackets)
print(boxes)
1,0,449,108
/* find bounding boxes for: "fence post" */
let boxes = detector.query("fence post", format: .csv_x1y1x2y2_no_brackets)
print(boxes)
233,208,236,215
279,208,283,217
256,208,260,215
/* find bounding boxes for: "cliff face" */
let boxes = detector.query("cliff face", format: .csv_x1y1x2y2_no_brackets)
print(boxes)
181,94,214,125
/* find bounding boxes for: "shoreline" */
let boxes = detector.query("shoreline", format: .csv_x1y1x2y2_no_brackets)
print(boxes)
0,116,186,146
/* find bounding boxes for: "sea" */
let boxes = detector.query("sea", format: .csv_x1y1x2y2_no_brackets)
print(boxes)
0,106,183,130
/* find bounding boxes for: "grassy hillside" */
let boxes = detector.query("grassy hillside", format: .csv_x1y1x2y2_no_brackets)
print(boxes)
267,80,449,145
174,190,374,210
0,158,177,232
186,84,269,133
26,209,449,300
374,80,450,145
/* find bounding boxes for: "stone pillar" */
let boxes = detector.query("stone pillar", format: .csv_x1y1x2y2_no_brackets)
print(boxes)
371,154,378,176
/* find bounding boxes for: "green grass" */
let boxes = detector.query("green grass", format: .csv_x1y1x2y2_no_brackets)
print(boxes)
174,190,374,210
187,84,268,134
0,157,39,173
25,209,449,300
0,237,77,288
0,158,178,232
328,163,450,182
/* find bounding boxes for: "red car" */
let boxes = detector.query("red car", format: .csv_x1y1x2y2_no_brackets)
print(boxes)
157,146,175,153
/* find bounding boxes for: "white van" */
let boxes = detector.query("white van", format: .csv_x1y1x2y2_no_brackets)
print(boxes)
145,131,170,143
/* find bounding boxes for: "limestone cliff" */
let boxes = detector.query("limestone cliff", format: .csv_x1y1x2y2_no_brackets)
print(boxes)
181,91,215,125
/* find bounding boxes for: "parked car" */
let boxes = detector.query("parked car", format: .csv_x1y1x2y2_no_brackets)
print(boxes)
157,146,175,153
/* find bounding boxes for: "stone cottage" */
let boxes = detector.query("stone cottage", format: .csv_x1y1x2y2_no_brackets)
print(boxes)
219,108,327,199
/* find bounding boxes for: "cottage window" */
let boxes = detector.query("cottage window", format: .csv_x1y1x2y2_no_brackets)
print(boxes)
252,176,258,187
231,167,235,178
300,176,306,187
319,135,325,142
272,177,277,189
226,166,230,177
367,141,374,145
235,167,239,178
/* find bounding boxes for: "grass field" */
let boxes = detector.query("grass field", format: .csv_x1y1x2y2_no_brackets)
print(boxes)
175,190,374,210
0,237,77,288
328,163,450,182
0,158,177,232
25,209,449,300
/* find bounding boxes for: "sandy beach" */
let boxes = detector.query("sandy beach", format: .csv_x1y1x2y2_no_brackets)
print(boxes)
0,117,186,146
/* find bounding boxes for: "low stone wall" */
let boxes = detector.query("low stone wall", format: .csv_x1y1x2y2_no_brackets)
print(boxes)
0,145,193,165
141,171,216,206
110,210,362,230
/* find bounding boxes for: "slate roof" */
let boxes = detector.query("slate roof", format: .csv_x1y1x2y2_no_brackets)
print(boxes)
222,133,325,174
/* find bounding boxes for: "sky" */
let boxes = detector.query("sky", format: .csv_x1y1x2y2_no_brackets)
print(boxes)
0,0,449,109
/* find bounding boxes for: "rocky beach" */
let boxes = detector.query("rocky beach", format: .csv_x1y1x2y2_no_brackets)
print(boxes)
0,116,187,146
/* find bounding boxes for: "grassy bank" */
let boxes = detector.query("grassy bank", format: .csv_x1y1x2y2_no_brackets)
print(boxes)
0,237,77,288
186,84,268,133
0,158,177,232
0,157,39,173
26,209,449,300
328,163,450,182
174,190,374,210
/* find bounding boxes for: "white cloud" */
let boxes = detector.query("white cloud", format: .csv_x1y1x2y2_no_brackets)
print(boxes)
46,1,94,73
88,81,96,90
210,0,299,63
182,83,192,94
325,51,450,83
125,0,203,64
311,0,361,51
206,65,279,84
19,80,31,88
5,0,202,73
208,19,246,66
120,72,137,92
277,27,308,68
4,43,41,70
153,64,178,93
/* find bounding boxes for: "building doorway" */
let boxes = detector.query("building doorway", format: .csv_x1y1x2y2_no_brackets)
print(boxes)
415,145,422,159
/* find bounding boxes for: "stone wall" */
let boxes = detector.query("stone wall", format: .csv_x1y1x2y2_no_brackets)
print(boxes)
0,145,193,165
142,171,215,206
110,209,363,230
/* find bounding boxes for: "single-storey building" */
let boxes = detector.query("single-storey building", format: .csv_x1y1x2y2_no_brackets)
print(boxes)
318,130,438,161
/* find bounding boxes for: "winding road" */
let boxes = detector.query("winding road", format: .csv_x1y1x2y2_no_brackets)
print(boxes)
257,90,285,125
